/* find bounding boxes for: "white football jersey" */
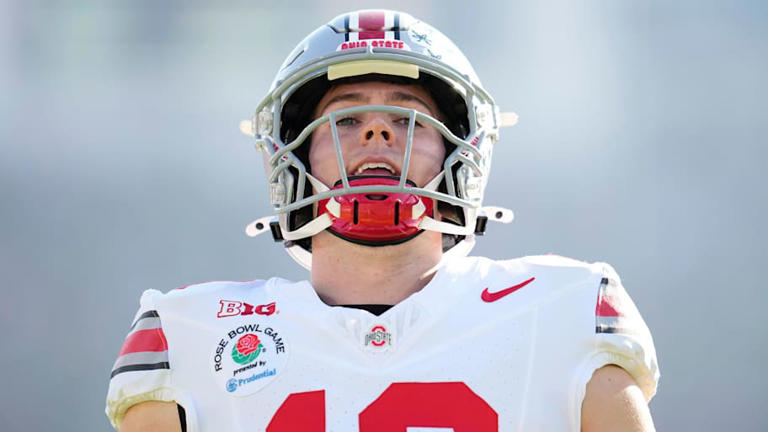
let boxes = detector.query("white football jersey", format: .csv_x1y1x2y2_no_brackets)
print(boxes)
106,255,659,431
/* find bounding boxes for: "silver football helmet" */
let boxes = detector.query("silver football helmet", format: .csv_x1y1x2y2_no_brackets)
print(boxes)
246,10,513,269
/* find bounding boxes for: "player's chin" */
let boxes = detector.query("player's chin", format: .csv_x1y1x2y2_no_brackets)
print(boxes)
311,229,441,251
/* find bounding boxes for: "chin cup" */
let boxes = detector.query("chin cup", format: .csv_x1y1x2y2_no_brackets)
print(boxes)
315,176,434,246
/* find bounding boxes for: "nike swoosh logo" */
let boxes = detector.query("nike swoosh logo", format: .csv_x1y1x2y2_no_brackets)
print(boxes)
481,277,535,302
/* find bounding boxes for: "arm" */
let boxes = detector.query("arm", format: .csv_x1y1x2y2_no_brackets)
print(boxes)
107,291,183,431
121,401,181,432
581,365,655,432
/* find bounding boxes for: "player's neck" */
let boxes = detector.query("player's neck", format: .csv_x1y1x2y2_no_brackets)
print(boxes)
310,230,443,306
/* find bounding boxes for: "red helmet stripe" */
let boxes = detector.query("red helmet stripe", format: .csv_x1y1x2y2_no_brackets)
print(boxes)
358,11,386,39
359,11,385,30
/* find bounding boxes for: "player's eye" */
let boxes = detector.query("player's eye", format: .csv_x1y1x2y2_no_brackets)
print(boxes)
335,117,358,127
394,117,423,128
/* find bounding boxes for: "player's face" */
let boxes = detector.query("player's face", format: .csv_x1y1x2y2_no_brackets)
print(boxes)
309,81,445,188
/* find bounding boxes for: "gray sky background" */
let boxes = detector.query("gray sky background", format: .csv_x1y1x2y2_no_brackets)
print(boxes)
1,1,766,431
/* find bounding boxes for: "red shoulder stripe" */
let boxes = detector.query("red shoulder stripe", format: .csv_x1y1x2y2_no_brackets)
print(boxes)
595,294,622,317
118,328,168,356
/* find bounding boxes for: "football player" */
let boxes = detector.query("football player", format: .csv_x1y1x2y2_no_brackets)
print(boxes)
107,9,659,431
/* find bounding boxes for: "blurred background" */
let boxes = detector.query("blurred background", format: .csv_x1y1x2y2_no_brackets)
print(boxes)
1,0,766,430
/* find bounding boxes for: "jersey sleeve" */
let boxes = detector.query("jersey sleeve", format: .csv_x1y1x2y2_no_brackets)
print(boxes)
585,263,660,401
105,289,176,430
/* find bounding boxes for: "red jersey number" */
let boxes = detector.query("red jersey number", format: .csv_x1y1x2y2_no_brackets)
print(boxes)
267,382,498,431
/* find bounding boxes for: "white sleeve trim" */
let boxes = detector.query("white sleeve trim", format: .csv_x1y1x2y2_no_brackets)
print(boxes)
106,386,177,430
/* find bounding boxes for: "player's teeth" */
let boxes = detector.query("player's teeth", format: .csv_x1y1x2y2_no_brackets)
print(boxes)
354,163,395,175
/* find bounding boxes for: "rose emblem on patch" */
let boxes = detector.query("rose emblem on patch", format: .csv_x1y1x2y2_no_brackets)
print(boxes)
231,333,263,365
211,323,288,396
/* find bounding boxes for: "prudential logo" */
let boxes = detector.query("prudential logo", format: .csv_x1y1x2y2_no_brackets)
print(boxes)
225,369,277,393
226,378,238,393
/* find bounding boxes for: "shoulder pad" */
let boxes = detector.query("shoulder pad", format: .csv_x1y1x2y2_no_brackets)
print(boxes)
519,254,591,268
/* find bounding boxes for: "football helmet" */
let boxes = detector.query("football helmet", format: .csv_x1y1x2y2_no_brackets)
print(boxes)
246,9,513,269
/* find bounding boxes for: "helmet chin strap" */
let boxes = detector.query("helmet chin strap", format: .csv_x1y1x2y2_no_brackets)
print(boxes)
245,171,514,265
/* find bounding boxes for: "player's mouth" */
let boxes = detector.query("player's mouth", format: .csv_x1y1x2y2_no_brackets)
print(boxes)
351,162,398,177
342,161,404,199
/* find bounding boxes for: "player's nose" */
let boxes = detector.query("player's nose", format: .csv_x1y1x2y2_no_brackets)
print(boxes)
360,116,393,147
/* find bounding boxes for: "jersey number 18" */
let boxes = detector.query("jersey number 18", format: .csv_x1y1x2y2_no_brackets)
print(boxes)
268,381,498,431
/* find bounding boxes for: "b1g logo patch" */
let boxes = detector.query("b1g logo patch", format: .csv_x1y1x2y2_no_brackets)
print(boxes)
211,323,288,396
217,300,276,318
